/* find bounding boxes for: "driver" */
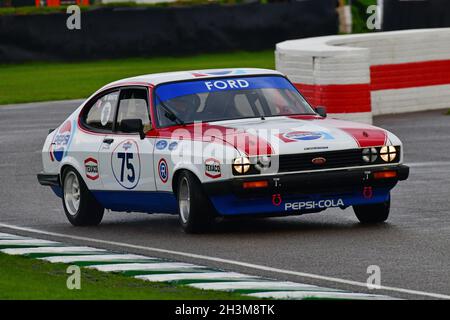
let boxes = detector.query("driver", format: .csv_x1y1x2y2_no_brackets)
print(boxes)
166,94,200,124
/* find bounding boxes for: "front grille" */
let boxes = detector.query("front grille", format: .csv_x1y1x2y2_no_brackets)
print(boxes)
278,149,365,172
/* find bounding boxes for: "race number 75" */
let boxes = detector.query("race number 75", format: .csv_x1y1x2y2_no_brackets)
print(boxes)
117,152,135,183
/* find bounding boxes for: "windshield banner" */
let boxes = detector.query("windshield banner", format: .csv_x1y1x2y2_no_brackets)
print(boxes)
155,76,295,102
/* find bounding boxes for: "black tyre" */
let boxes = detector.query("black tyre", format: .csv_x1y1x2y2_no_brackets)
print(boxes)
176,171,216,233
62,167,104,226
353,198,390,224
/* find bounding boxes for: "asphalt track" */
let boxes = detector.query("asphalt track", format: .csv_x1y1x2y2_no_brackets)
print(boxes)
1,100,449,300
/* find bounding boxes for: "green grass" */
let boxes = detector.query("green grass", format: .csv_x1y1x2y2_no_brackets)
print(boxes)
0,253,251,300
0,1,249,16
0,5,68,16
0,50,274,105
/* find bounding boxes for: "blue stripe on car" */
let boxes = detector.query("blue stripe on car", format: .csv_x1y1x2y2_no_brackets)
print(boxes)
209,189,391,215
92,191,178,214
155,76,296,102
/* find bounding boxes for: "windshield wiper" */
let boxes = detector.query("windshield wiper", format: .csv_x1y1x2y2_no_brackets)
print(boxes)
155,94,185,126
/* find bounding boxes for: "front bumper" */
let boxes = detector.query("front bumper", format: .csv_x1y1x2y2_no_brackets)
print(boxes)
204,164,409,216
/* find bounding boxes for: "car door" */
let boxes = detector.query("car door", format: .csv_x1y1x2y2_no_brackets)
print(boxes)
98,87,156,192
75,90,120,191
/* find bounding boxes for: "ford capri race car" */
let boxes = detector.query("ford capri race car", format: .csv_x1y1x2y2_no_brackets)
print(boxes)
37,68,409,233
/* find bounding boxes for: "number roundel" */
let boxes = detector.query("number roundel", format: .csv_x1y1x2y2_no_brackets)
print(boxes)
158,158,169,183
111,139,141,189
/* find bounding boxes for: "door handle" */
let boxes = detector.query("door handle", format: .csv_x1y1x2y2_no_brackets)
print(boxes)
103,138,114,145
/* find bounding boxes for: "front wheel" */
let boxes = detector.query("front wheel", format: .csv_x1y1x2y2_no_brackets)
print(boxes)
62,168,104,226
353,198,390,224
176,171,216,233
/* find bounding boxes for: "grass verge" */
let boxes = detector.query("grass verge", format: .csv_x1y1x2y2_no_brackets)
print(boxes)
0,253,250,300
0,2,249,16
0,51,274,105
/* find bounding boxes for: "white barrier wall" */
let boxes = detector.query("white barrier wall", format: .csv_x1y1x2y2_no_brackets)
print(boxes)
276,28,450,123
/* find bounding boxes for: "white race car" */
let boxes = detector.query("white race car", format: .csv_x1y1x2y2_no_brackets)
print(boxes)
38,68,409,233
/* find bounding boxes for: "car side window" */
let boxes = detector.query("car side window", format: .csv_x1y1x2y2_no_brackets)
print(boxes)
85,91,119,131
116,88,151,133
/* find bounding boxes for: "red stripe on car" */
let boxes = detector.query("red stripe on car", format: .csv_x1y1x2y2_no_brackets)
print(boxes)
338,128,387,148
155,123,273,156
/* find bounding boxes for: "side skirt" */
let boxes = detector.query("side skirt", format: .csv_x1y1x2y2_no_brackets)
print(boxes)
91,190,178,214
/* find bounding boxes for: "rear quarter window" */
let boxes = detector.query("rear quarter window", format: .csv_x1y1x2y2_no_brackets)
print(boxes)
84,91,119,131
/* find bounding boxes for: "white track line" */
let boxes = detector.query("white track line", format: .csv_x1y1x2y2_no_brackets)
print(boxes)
40,254,156,263
136,272,257,282
0,239,61,246
247,291,393,300
0,232,384,299
1,246,106,255
0,234,30,240
88,262,205,272
0,233,29,240
0,223,448,299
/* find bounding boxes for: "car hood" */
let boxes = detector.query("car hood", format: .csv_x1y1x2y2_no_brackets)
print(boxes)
208,116,390,156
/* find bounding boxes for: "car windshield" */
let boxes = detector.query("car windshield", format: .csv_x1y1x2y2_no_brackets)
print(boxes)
154,75,316,127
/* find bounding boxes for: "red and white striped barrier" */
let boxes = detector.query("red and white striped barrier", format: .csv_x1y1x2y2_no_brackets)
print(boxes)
276,28,450,123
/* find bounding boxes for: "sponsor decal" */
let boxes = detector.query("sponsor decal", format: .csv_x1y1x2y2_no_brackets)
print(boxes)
363,186,373,199
84,157,99,181
273,178,281,188
304,146,329,151
123,141,132,151
50,120,73,162
204,79,250,91
168,141,178,151
204,158,221,179
158,158,169,183
111,140,141,190
272,194,282,206
278,131,334,143
287,131,322,141
285,199,344,211
156,140,168,150
156,76,293,102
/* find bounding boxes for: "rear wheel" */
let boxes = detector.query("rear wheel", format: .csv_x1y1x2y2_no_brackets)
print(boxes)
62,168,104,226
176,171,215,233
353,198,390,224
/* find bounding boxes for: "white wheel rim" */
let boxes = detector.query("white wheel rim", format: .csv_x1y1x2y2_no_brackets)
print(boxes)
64,172,80,216
178,177,190,224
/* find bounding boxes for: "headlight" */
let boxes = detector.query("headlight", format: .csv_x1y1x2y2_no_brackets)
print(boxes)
255,155,271,171
362,147,378,163
380,146,397,162
233,157,251,174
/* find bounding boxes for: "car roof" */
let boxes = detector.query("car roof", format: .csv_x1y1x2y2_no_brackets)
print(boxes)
101,68,283,89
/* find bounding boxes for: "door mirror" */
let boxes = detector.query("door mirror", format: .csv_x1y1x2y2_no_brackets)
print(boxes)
315,106,327,118
120,119,145,139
